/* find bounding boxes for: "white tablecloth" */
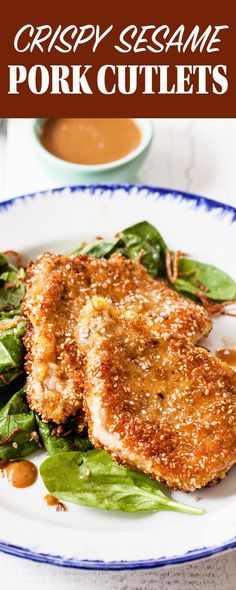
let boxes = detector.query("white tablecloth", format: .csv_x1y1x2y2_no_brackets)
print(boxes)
0,118,236,589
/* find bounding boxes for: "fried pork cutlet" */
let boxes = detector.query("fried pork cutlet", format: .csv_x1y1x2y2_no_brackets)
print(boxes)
23,253,211,424
77,297,236,492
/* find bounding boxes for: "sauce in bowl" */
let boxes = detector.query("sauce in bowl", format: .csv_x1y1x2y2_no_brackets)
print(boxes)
40,118,141,165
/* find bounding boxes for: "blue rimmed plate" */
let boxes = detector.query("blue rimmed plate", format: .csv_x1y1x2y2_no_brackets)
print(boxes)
0,184,235,570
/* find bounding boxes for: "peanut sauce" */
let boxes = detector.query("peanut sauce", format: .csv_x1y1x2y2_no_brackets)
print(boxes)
40,118,141,165
44,494,59,506
5,460,37,488
44,494,67,511
216,348,236,368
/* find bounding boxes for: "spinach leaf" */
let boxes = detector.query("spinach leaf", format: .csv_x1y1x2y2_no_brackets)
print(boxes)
0,372,26,408
0,318,27,373
0,254,9,270
0,310,22,320
40,449,204,515
175,258,236,302
36,415,91,454
0,255,26,387
0,368,23,389
0,254,25,311
71,221,236,303
120,221,166,254
118,221,167,277
0,388,39,459
0,389,13,411
71,222,168,278
0,282,25,312
0,317,27,391
70,237,120,258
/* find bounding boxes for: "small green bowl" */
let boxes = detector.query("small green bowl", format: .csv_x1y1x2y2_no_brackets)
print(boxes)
31,118,154,184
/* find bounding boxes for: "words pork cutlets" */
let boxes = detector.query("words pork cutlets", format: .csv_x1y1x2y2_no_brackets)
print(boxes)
77,298,236,492
23,253,211,424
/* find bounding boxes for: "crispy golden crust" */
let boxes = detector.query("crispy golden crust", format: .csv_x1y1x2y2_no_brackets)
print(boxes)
23,253,211,423
77,298,236,492
23,254,86,423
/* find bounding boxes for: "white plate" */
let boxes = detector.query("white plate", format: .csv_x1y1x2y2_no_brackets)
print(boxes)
0,184,235,570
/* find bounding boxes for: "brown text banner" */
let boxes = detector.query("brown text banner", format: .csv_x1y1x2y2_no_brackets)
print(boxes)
0,0,235,117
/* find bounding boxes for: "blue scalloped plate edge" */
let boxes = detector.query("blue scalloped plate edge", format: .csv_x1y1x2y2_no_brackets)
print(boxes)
0,184,235,222
0,183,235,571
1,536,236,570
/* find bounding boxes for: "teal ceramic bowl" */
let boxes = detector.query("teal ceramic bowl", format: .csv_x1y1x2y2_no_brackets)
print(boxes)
31,119,154,184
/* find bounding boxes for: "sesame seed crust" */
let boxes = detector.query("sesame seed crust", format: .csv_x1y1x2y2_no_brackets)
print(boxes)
77,298,236,493
22,252,211,424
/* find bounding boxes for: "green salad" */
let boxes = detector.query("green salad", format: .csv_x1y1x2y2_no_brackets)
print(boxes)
0,222,235,515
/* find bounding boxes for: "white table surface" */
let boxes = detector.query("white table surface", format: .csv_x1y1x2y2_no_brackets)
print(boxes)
0,118,236,589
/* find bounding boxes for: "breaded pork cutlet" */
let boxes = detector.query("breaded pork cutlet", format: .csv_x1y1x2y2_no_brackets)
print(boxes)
77,297,236,492
23,253,211,424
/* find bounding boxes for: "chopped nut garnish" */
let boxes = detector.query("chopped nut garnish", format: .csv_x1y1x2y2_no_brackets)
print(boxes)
29,431,39,443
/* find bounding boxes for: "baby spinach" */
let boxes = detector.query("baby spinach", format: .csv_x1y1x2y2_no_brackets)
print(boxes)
40,449,204,515
0,254,8,269
0,310,22,320
0,255,25,312
0,318,27,373
0,389,13,411
0,254,27,387
71,221,235,303
175,258,236,302
0,368,24,390
118,221,168,277
0,318,27,391
0,388,39,459
0,282,25,312
71,237,120,258
0,372,26,409
71,221,168,278
0,255,27,437
36,415,91,455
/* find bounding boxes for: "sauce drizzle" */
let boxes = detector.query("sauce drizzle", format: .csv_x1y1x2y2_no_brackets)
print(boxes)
44,494,67,511
5,460,37,488
44,494,59,506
